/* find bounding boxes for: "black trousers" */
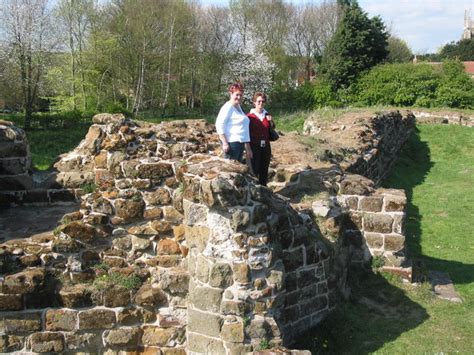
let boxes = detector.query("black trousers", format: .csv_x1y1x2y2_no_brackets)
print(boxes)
250,142,271,186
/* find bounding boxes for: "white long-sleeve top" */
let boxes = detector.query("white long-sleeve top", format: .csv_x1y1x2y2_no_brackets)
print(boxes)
215,101,250,143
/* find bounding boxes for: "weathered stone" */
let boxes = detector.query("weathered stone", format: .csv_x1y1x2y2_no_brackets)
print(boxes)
91,196,114,214
95,169,115,190
62,221,96,243
29,332,64,353
107,151,126,175
150,220,173,234
339,174,374,195
365,233,384,249
141,326,184,347
137,162,174,181
0,334,25,352
115,199,145,222
144,255,182,268
45,309,77,331
384,234,405,251
230,207,250,231
187,308,223,337
189,283,223,312
117,307,142,326
144,207,163,220
194,255,210,283
157,268,189,295
132,235,152,252
64,331,102,350
208,263,233,288
94,150,108,168
364,214,393,233
221,320,244,343
144,188,172,206
134,284,168,307
163,206,183,223
248,317,271,339
2,268,45,294
184,225,210,252
187,332,225,354
0,294,23,310
104,328,141,348
360,196,383,212
392,214,404,234
102,285,131,307
383,193,406,212
78,309,116,329
267,270,284,290
282,247,304,272
2,312,42,333
220,300,246,315
232,262,250,284
157,239,181,255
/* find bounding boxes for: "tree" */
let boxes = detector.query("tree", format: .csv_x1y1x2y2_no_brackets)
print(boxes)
319,0,388,91
387,35,412,63
0,0,55,128
440,38,474,61
287,1,338,81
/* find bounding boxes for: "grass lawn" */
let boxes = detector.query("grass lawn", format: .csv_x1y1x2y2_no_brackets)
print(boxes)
295,124,474,353
27,125,91,170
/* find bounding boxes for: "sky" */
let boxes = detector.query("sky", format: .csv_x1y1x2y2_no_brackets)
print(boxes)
200,0,474,54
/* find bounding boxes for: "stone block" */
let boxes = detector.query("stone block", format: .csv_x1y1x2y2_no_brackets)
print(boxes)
58,284,92,308
104,328,142,348
221,320,244,343
102,285,131,307
208,263,233,288
363,214,393,233
247,317,270,339
392,214,405,234
144,207,163,220
339,174,374,195
137,162,174,181
144,188,171,205
297,267,318,289
78,309,116,330
195,255,210,283
232,262,250,284
282,247,304,272
187,308,223,338
384,234,405,252
184,225,210,252
0,142,28,158
145,255,182,268
2,311,42,333
61,221,96,243
2,268,45,294
163,206,184,223
95,169,115,190
360,196,383,212
64,331,102,351
141,326,184,347
157,239,181,255
220,300,246,315
94,150,108,168
115,199,145,222
117,307,142,326
45,309,77,331
0,294,23,310
383,194,406,212
189,284,223,312
134,284,168,307
29,332,64,353
0,158,28,175
187,332,225,354
365,233,384,249
157,268,189,295
0,175,33,190
131,235,152,252
230,207,250,231
0,334,25,352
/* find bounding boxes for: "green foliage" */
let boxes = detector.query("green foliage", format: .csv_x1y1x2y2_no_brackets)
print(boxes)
312,80,342,108
387,35,413,63
439,38,474,61
258,338,270,350
371,255,385,270
81,183,96,194
93,272,142,291
319,0,388,91
345,60,474,109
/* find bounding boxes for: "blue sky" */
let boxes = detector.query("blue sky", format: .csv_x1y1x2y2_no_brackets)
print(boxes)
200,0,474,54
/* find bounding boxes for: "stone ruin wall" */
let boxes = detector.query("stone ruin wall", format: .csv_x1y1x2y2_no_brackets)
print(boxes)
1,115,328,353
0,110,419,353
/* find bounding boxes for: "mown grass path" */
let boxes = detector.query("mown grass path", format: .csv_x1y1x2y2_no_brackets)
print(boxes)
296,124,474,353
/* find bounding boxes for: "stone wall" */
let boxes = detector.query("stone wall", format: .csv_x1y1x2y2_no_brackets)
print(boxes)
1,115,330,353
412,110,474,127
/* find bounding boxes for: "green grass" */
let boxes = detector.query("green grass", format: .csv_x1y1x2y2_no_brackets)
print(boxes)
294,124,474,353
27,125,91,170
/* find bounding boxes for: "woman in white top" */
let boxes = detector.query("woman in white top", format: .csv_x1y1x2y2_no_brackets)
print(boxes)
215,83,253,162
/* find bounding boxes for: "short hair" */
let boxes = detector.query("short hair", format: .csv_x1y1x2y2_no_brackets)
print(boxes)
252,92,267,102
228,82,244,93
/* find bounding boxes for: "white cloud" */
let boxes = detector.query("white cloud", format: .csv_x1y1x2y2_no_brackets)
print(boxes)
360,0,474,53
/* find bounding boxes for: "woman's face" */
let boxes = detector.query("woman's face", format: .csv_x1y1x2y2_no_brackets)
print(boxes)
230,90,243,106
254,96,265,111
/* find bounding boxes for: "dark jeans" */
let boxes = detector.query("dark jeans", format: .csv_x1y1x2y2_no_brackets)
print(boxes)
251,142,271,186
224,142,245,162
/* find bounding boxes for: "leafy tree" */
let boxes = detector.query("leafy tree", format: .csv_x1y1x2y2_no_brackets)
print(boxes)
319,0,389,91
439,38,474,61
435,60,474,109
387,35,413,63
